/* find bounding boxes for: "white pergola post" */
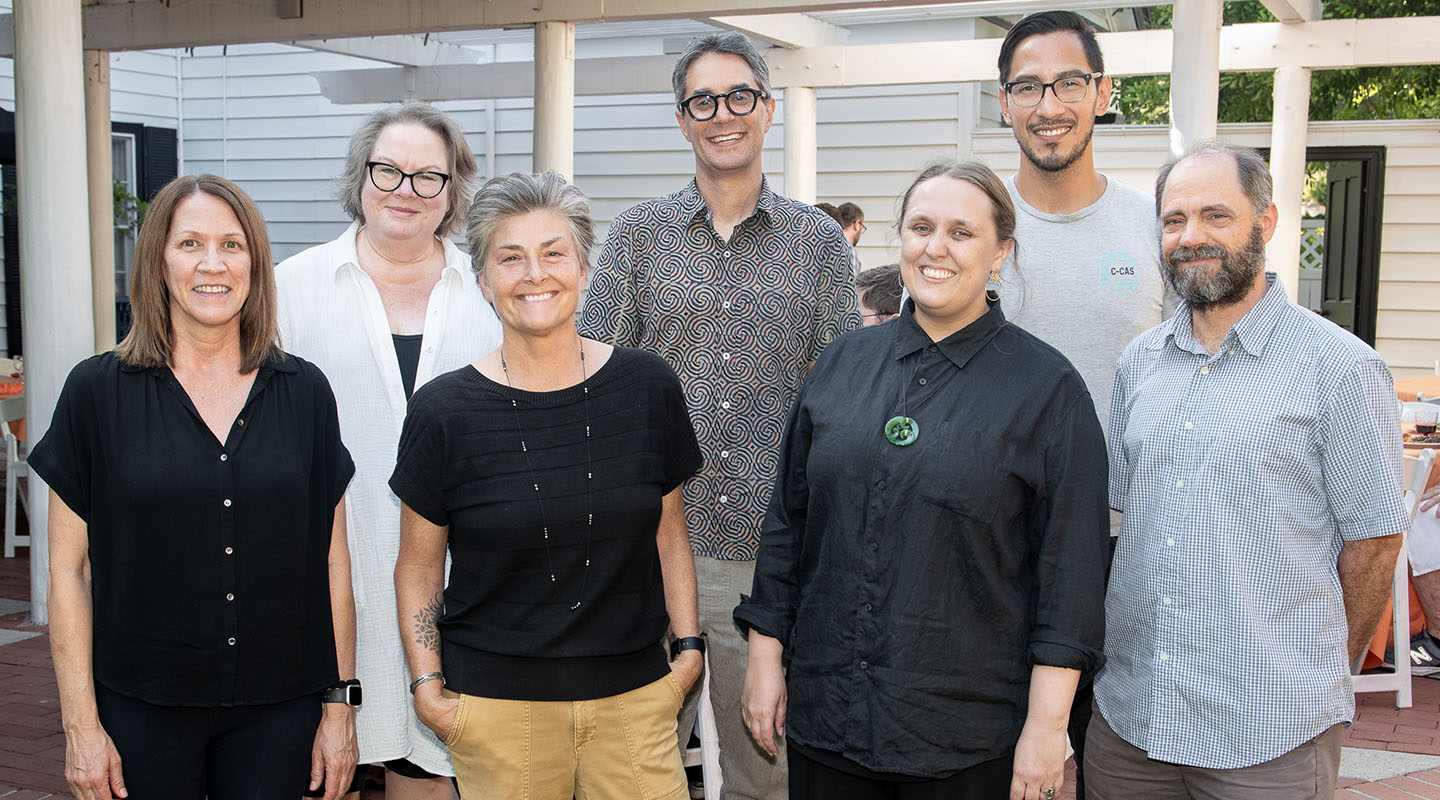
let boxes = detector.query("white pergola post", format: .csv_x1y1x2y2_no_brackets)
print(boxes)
14,0,97,622
86,50,117,352
783,86,817,203
533,21,575,180
1168,0,1222,157
1267,65,1312,303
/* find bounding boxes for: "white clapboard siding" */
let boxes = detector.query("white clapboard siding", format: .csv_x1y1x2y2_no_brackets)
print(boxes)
971,119,1440,379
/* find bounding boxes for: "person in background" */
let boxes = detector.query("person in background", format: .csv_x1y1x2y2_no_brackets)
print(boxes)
580,31,859,800
1089,141,1406,799
738,159,1108,800
277,101,502,799
855,264,902,326
39,174,358,800
393,171,702,800
836,202,866,247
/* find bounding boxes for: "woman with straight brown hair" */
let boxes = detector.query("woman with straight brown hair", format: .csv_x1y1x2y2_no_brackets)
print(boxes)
34,174,360,800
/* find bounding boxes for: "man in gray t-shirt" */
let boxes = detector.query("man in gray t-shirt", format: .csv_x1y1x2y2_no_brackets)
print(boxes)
994,11,1174,799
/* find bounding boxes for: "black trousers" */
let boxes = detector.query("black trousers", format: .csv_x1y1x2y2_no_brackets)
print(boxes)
96,683,320,799
789,746,1012,800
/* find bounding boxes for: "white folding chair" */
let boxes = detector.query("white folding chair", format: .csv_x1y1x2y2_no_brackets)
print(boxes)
1353,447,1435,707
1,394,27,558
681,649,723,800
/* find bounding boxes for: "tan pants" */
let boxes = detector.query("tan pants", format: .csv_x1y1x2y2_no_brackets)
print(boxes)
443,675,689,800
1085,706,1342,799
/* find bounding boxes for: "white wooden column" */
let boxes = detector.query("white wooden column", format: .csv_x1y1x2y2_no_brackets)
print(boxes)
533,21,575,180
15,0,97,622
1267,65,1312,303
1168,0,1222,157
86,50,116,352
783,86,817,203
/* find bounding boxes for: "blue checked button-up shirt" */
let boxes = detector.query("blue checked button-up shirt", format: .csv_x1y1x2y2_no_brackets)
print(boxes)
580,179,860,560
1096,273,1408,769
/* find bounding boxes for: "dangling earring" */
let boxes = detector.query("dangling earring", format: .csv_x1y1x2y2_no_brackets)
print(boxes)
986,269,1001,302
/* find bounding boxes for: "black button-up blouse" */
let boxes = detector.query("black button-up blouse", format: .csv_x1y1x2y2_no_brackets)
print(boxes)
734,300,1109,778
29,352,354,707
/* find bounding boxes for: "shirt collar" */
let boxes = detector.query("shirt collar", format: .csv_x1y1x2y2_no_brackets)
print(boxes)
334,221,470,281
1156,272,1287,357
122,350,298,375
892,297,1009,369
678,177,778,230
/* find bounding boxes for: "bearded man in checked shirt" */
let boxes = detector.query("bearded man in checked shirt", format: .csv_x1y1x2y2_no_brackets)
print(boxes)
1087,140,1408,799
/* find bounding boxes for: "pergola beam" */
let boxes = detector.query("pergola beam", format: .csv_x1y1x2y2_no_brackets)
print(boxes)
292,34,482,67
311,16,1440,104
703,13,849,48
1259,0,1322,24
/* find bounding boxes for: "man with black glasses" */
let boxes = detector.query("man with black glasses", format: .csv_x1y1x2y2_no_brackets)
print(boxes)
580,32,858,800
994,11,1174,798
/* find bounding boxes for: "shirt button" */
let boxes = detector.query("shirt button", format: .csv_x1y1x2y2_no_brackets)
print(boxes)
228,637,237,646
1166,538,1175,547
876,479,886,489
721,450,730,459
1183,422,1193,431
719,495,729,503
236,418,245,426
426,346,434,353
1200,366,1210,375
722,301,731,310
226,593,235,601
723,250,732,258
869,541,878,551
928,345,937,353
721,401,731,410
1162,597,1172,605
859,660,869,670
219,453,228,461
864,602,873,612
1159,651,1169,661
722,353,731,361
225,546,234,555
917,378,927,386
223,498,233,507
1174,480,1184,489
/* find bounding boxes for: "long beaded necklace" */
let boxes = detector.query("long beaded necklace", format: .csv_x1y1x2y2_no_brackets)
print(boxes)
499,343,594,610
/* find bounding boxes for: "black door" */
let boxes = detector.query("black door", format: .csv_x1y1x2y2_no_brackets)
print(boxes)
1321,160,1363,332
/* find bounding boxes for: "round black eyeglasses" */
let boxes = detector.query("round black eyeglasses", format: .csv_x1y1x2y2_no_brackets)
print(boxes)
366,161,450,199
679,88,766,122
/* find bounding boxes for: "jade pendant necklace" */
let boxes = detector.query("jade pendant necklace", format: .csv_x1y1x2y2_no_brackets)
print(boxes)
885,355,920,446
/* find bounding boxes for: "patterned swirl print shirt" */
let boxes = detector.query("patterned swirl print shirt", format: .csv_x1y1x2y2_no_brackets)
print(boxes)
580,179,860,560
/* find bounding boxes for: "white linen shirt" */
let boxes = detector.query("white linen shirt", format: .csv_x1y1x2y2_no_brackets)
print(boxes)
276,222,502,774
1097,273,1408,770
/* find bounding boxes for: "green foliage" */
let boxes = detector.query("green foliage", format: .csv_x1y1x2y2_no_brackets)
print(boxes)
1113,0,1440,124
114,180,146,232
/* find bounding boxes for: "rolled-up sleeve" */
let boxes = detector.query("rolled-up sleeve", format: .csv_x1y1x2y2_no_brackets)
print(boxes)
734,387,813,647
1321,358,1409,542
1029,391,1109,674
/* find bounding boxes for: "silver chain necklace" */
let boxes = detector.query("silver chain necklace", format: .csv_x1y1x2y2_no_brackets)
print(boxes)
499,344,595,610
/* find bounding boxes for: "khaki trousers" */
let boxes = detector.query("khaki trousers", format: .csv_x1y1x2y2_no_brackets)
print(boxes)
444,675,689,800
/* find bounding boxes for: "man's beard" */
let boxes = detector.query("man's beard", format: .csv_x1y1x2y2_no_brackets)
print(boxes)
1163,224,1267,312
1016,116,1094,173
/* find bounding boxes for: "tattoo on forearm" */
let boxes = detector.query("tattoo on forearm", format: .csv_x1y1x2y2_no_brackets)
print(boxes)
414,592,443,655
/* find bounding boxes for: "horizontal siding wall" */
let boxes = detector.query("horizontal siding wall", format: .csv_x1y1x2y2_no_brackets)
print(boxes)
973,120,1440,379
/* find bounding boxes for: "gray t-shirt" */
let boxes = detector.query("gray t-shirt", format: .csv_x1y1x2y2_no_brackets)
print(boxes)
999,174,1173,435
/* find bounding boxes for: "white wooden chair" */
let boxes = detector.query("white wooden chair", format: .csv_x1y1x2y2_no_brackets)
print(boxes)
1,394,27,558
1354,447,1435,707
681,649,722,800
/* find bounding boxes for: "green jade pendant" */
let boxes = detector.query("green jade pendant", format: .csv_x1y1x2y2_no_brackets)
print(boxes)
884,415,919,446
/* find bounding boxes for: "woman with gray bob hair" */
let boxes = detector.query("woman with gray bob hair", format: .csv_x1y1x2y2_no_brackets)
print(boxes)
275,102,502,798
393,171,704,800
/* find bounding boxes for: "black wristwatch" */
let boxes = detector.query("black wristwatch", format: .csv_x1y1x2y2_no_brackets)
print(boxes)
670,636,706,659
322,679,363,707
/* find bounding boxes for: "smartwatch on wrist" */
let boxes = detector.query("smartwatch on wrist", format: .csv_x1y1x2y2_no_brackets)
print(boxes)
670,636,705,659
322,679,363,707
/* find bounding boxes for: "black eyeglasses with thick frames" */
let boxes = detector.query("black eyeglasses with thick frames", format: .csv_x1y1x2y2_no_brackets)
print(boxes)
366,161,450,199
679,88,767,122
1002,72,1103,108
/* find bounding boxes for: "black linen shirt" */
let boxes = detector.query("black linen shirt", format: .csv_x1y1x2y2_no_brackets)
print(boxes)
29,352,354,707
389,347,702,701
734,300,1109,778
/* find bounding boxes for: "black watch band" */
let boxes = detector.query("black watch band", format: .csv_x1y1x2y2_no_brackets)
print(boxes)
670,636,705,659
322,679,363,707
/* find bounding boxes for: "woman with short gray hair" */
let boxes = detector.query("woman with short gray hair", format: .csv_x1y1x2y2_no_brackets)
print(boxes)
393,172,703,800
276,102,502,799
